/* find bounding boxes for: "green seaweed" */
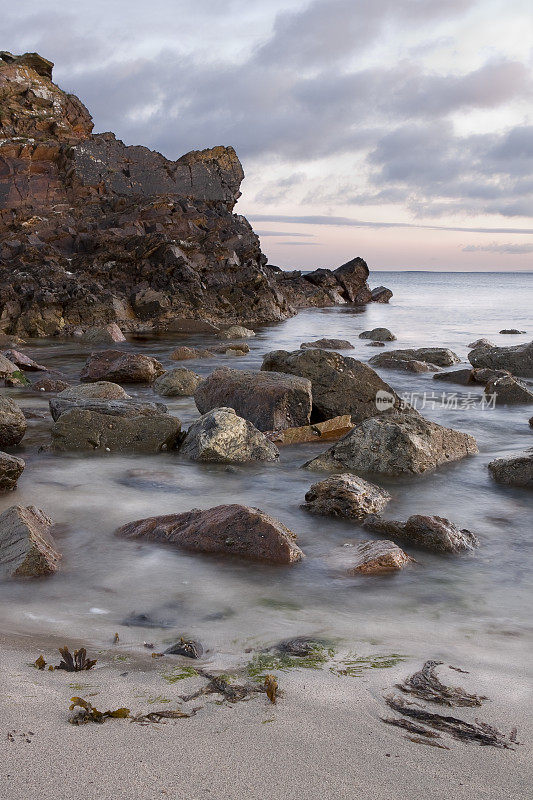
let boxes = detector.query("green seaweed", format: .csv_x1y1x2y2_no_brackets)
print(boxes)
330,653,407,677
161,666,198,684
246,644,335,681
147,695,171,704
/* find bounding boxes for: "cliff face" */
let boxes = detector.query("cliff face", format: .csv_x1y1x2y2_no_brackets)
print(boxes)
0,52,375,337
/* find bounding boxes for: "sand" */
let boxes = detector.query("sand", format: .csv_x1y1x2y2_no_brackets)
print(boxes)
1,631,531,800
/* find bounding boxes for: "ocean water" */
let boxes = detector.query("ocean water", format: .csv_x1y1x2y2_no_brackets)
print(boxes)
1,271,532,672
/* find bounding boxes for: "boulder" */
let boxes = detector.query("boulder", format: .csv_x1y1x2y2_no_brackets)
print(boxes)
4,371,30,388
2,349,47,371
31,376,70,392
371,286,393,303
116,504,304,564
49,397,168,422
194,367,312,431
153,368,203,397
370,348,460,369
0,354,18,378
58,381,130,400
340,540,412,575
0,505,60,578
303,474,391,520
471,368,511,385
366,341,385,347
0,396,27,446
467,338,494,349
304,413,478,476
82,323,126,345
80,350,165,383
181,407,279,463
362,514,479,554
210,343,250,356
261,348,404,422
266,415,353,445
300,339,354,350
369,355,440,373
488,451,532,489
500,329,525,335
0,451,25,492
218,326,255,340
359,328,396,342
333,257,371,302
485,374,533,405
51,408,181,452
170,346,214,361
468,341,533,378
433,368,474,386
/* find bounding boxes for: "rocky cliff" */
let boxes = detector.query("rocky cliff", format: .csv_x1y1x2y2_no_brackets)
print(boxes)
0,52,383,337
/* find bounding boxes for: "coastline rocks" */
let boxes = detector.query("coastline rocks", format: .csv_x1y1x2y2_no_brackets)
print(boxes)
359,328,396,342
333,257,373,303
0,452,25,492
153,368,202,398
468,338,494,349
468,341,533,378
81,323,126,345
369,354,440,373
218,326,255,340
433,368,474,386
3,349,47,371
485,374,533,405
261,349,404,422
170,346,214,361
116,504,304,564
49,397,167,422
303,474,391,520
80,350,165,384
0,505,60,578
362,514,479,554
0,354,18,378
300,339,354,350
51,407,181,452
210,343,250,356
371,286,393,303
488,451,532,489
164,639,204,658
370,348,460,370
58,381,130,401
30,376,70,393
304,413,478,476
0,396,27,446
340,540,412,575
270,257,371,308
181,407,279,463
194,367,312,431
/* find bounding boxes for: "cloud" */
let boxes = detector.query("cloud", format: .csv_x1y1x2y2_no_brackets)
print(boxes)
462,242,533,254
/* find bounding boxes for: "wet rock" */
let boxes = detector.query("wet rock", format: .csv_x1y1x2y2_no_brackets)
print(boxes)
51,407,181,452
194,367,312,431
359,328,396,342
304,413,478,476
266,415,353,446
372,356,440,373
218,326,255,340
164,639,203,658
121,608,177,628
181,407,279,463
49,397,168,422
433,368,475,386
0,452,25,492
82,323,126,345
303,473,391,520
500,329,525,335
116,504,304,564
2,349,47,371
467,338,494,349
468,341,533,378
471,368,510,385
366,341,385,347
170,346,214,361
485,374,533,405
371,286,393,303
261,348,404,422
4,371,30,388
344,540,412,575
153,368,203,398
300,338,354,350
0,396,27,446
0,354,18,378
80,350,165,384
30,376,70,392
488,451,533,489
0,505,60,578
58,381,130,401
210,343,250,356
370,348,460,370
0,334,25,347
274,637,329,656
333,257,372,303
362,514,479,553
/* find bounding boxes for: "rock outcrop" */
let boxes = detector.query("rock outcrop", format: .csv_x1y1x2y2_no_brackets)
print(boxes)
362,514,479,554
0,504,60,578
0,53,388,338
181,407,279,463
300,338,354,350
303,474,391,520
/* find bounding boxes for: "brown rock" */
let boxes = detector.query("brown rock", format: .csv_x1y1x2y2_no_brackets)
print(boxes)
2,349,47,371
484,374,533,405
51,407,181,452
80,350,164,384
82,323,126,345
0,451,25,492
341,540,412,575
433,368,474,386
31,376,70,392
369,348,460,370
153,368,203,397
303,474,391,520
0,354,18,378
362,514,479,553
170,346,215,361
58,381,130,400
358,328,396,342
300,339,354,350
116,504,304,564
0,396,27,446
371,286,393,303
0,505,60,578
266,415,353,445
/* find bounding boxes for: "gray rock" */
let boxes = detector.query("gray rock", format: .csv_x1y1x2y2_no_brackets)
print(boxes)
218,325,255,340
366,341,385,347
371,286,393,303
433,368,474,386
0,396,27,446
370,355,439,373
51,408,181,452
488,451,532,489
499,329,525,335
49,397,168,422
300,338,354,350
362,514,479,553
485,374,533,405
471,368,511,385
194,367,312,431
0,451,25,492
80,350,165,383
81,323,126,345
370,347,460,369
181,407,279,463
261,348,404,423
467,338,494,349
303,473,391,520
58,381,130,400
358,328,396,341
0,505,60,578
153,368,203,397
468,341,533,378
304,413,478,476
2,349,47,371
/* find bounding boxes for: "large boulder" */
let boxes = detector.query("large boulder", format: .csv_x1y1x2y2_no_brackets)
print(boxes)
303,474,391,520
49,397,168,422
51,407,181,452
0,396,27,446
300,338,354,350
80,350,165,384
468,341,533,378
194,367,312,431
362,514,479,554
181,407,279,463
359,328,396,342
0,451,25,492
333,257,371,302
485,374,533,405
153,368,203,397
488,451,532,489
304,413,478,476
0,505,60,578
369,348,460,370
81,323,126,345
116,504,304,564
261,348,404,422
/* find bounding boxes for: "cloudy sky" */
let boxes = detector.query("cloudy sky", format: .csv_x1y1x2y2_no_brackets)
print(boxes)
5,0,533,270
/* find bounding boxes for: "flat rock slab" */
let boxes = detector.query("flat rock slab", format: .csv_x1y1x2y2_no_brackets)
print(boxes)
116,504,304,564
488,451,533,489
181,407,279,463
266,415,353,446
468,341,533,378
51,408,181,453
300,339,354,350
433,368,475,386
370,348,460,370
0,505,60,578
335,540,412,575
80,350,165,384
58,381,130,400
0,396,27,447
304,413,478,476
49,397,168,422
303,473,391,520
194,367,312,431
362,514,479,553
0,451,25,492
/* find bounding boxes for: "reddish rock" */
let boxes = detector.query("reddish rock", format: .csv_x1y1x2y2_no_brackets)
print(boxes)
31,376,70,392
2,349,47,371
80,350,164,384
116,504,304,564
266,415,353,445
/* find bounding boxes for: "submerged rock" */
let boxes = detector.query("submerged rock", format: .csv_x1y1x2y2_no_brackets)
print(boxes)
0,451,25,492
370,348,459,370
484,374,533,405
218,326,255,340
58,381,130,401
488,451,533,489
51,407,181,452
500,329,525,335
170,346,215,361
0,505,60,578
153,368,202,397
80,350,165,384
210,343,250,356
303,474,391,520
468,341,533,378
0,396,27,446
341,540,412,575
194,367,312,431
362,514,479,553
81,323,126,345
370,286,393,303
468,338,494,349
359,328,396,342
433,368,475,386
116,504,304,564
300,338,354,350
181,407,279,463
274,636,329,656
164,639,204,658
304,413,478,476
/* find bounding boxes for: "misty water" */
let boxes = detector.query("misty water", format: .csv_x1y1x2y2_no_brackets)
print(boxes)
1,271,532,673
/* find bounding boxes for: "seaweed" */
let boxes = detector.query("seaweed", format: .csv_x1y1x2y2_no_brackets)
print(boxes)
381,716,442,738
178,670,265,704
264,674,278,704
397,660,485,707
161,666,198,684
113,633,119,644
131,708,194,723
33,655,46,670
56,647,97,672
246,644,332,681
330,653,406,677
406,735,450,749
68,697,130,725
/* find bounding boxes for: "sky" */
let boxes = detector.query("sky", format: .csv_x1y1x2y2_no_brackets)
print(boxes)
3,0,533,271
